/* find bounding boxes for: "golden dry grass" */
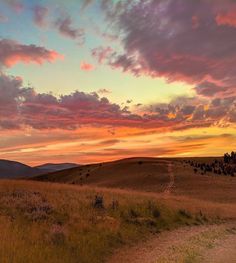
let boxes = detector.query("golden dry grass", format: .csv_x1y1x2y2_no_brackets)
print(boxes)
33,158,236,204
0,180,220,263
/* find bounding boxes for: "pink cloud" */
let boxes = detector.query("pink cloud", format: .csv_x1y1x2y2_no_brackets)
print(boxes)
194,80,235,99
0,39,63,68
94,0,236,99
80,61,95,71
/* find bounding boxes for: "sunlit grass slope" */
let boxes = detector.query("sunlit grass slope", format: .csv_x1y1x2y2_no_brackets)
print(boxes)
0,180,216,263
33,157,236,204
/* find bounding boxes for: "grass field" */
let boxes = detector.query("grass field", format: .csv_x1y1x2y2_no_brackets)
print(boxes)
33,157,236,204
1,157,235,262
0,180,219,263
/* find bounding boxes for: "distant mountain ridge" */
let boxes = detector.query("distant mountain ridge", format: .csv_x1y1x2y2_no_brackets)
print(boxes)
0,159,41,179
35,163,79,172
0,160,79,179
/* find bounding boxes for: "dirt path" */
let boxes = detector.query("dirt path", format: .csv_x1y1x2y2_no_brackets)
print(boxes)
202,226,236,263
108,223,236,263
164,162,175,196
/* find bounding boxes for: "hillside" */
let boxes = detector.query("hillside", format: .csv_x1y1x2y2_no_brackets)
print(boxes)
33,157,236,204
0,160,79,179
0,159,41,179
0,179,231,263
2,157,236,262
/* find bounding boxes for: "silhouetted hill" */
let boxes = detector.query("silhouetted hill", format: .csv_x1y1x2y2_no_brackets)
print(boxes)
0,159,41,179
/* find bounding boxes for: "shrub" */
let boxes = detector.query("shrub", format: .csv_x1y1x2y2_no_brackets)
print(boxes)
129,208,140,218
179,209,192,219
152,208,161,218
93,195,104,209
50,224,66,245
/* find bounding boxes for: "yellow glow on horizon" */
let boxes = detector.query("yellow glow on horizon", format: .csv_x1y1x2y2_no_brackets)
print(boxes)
1,125,236,166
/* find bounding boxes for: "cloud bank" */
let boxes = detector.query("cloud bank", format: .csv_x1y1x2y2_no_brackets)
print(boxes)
94,0,236,99
0,73,235,131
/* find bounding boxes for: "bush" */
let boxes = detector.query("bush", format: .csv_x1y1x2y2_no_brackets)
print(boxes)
179,209,192,219
152,208,161,218
129,208,139,218
93,195,104,209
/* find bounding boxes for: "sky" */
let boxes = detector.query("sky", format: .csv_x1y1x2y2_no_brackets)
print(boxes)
1,0,236,165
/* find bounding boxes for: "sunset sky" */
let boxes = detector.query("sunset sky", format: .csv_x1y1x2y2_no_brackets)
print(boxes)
1,0,236,165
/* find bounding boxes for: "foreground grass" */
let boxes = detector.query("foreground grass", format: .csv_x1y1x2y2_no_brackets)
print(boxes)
0,180,218,263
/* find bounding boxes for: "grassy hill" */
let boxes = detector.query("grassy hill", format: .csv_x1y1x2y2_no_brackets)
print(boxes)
1,157,236,262
33,157,236,204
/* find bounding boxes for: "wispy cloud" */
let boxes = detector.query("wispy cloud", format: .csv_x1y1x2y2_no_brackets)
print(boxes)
4,0,24,13
0,13,8,23
54,16,84,42
97,89,112,95
33,5,48,28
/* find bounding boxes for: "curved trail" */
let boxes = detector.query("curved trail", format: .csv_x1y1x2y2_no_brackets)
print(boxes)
164,162,175,195
108,161,236,263
108,223,236,263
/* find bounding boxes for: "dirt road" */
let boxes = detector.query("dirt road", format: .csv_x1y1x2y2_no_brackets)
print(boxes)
202,226,236,263
108,223,236,263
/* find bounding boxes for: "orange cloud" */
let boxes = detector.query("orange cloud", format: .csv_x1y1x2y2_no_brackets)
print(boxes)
80,61,95,71
4,50,63,67
167,112,176,120
216,11,236,27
